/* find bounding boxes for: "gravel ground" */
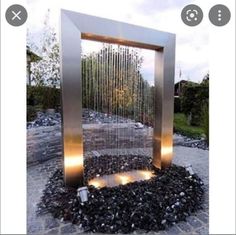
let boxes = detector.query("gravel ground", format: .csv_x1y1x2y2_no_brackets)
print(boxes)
27,147,209,234
27,109,134,129
37,164,204,234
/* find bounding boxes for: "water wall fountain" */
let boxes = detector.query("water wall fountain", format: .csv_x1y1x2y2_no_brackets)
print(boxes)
81,41,155,187
60,10,176,187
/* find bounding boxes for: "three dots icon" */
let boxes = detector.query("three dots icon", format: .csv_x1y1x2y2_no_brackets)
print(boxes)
218,10,222,22
209,4,231,26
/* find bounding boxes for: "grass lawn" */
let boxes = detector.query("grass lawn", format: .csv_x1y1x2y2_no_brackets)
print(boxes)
174,113,204,138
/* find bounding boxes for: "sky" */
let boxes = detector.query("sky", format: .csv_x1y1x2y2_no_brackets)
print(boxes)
27,0,211,83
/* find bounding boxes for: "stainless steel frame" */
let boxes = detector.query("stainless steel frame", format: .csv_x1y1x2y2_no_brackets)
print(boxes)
60,10,176,187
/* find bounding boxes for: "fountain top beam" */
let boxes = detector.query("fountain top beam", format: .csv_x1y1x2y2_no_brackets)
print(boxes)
61,10,175,50
60,10,176,187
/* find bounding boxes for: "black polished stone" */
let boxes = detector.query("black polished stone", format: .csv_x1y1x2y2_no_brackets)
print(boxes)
37,160,204,234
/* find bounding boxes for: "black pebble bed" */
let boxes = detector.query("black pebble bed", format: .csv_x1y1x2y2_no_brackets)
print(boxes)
84,154,152,182
37,155,204,234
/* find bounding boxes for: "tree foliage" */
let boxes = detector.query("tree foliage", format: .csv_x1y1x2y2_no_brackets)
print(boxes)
82,44,154,125
181,75,209,126
28,9,60,87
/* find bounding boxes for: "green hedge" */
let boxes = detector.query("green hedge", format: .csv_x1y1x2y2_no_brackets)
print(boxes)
27,85,61,110
174,96,181,113
181,84,209,126
27,105,37,122
201,103,209,144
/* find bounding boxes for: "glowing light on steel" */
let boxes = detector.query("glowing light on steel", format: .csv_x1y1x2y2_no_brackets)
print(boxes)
64,152,84,187
89,170,155,188
117,174,133,185
88,178,106,188
161,145,173,167
139,170,155,180
64,155,83,168
161,146,173,156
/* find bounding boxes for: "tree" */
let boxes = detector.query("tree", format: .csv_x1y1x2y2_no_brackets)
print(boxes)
29,9,60,87
201,72,209,86
181,74,209,126
81,44,155,124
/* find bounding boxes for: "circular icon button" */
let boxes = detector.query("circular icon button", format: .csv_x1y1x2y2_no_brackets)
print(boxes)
209,4,231,26
5,4,28,26
181,4,203,26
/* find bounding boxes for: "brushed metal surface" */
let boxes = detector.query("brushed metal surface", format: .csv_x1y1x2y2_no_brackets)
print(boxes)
60,10,176,187
60,12,84,187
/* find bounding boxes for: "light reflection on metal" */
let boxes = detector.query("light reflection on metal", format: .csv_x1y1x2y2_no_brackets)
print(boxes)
64,155,83,168
88,170,155,188
60,10,176,187
88,178,107,188
117,174,133,185
139,170,154,180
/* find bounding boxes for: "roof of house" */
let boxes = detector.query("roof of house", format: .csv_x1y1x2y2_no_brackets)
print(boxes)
175,80,197,86
27,46,42,62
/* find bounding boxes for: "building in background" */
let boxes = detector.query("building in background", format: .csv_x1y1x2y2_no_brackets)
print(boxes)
174,80,197,97
27,46,42,86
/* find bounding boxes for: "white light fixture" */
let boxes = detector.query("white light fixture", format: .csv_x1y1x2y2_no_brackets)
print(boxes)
77,186,89,202
185,164,194,175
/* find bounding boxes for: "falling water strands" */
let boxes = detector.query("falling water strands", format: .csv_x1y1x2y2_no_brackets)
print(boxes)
84,55,87,108
89,55,91,110
116,45,119,171
122,48,125,128
95,53,98,112
107,45,111,185
118,45,121,162
124,48,126,121
115,49,118,156
81,40,155,177
101,47,103,113
99,50,101,113
92,54,95,109
92,53,95,111
87,55,89,109
87,54,90,110
82,42,153,119
131,48,134,120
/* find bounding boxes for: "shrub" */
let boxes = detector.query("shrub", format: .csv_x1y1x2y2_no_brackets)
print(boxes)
181,84,209,126
41,87,60,110
27,85,43,106
27,105,37,121
201,103,209,144
174,96,181,113
27,85,61,110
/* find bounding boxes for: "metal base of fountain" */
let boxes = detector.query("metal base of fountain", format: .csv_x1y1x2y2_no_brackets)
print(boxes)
88,170,155,188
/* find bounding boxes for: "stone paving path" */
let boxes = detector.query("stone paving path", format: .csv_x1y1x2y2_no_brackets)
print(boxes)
27,146,209,235
27,124,187,166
